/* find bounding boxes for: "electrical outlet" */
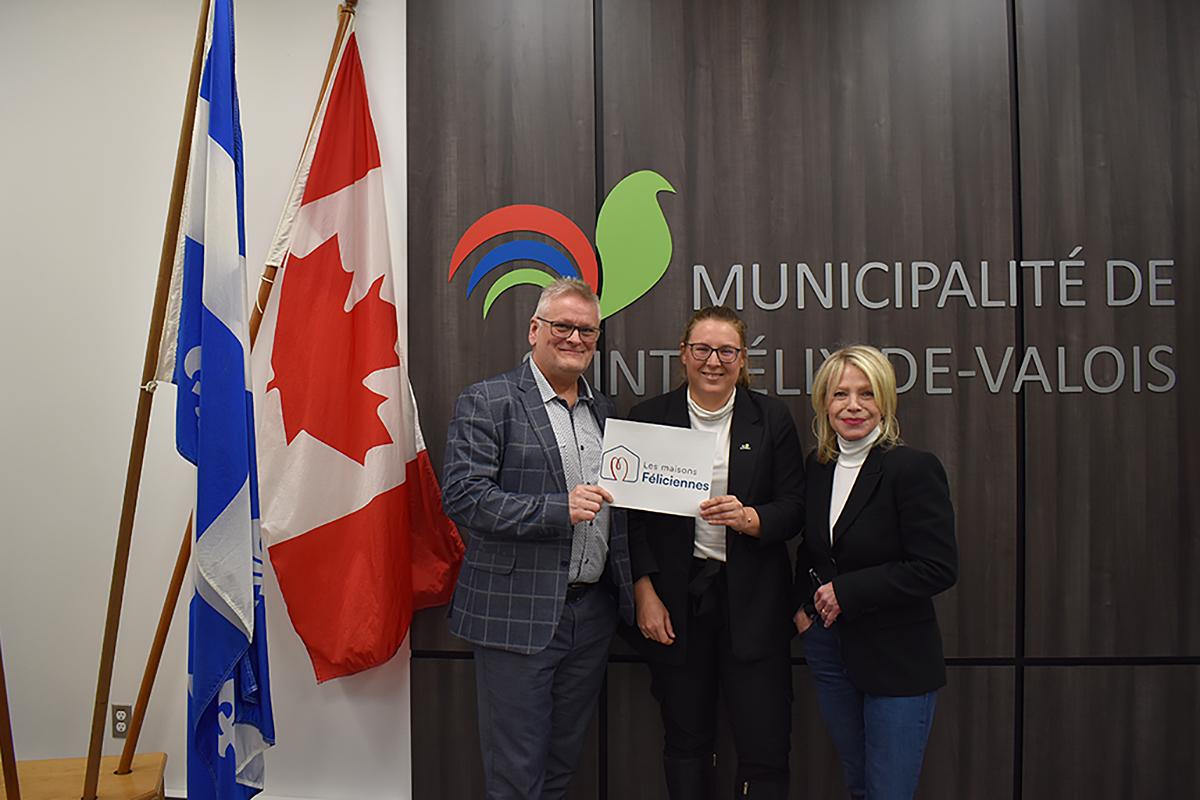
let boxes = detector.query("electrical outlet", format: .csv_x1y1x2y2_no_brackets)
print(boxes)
111,704,132,739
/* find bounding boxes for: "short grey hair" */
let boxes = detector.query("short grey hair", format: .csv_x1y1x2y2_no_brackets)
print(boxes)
533,277,601,319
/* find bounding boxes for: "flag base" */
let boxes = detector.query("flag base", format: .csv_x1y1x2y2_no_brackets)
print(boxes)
0,753,166,800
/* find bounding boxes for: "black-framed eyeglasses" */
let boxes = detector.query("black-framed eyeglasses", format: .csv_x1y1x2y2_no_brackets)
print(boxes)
536,316,601,342
684,342,743,363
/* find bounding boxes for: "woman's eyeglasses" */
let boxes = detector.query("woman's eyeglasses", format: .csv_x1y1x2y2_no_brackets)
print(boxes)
684,343,743,363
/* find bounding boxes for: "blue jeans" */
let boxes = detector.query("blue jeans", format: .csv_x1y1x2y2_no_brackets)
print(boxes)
801,621,937,800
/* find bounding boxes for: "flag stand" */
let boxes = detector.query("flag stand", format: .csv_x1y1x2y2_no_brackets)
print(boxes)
108,0,360,782
1,756,167,800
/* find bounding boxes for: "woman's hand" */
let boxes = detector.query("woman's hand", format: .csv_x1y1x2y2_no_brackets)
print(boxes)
699,495,760,537
634,576,675,645
814,582,841,627
794,609,813,635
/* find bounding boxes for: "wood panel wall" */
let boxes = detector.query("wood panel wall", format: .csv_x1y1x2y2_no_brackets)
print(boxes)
407,1,1200,796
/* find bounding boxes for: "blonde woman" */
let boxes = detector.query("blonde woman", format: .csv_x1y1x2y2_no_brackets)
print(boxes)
794,345,957,800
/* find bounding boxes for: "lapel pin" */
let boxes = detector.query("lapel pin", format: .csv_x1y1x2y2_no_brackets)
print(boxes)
739,443,751,450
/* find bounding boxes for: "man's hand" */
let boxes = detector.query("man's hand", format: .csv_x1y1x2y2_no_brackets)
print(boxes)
569,484,614,524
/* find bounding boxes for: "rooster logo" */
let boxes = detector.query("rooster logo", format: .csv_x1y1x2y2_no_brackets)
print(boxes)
448,170,675,319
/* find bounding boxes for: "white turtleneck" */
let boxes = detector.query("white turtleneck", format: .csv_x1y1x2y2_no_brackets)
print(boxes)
688,389,736,561
829,425,882,545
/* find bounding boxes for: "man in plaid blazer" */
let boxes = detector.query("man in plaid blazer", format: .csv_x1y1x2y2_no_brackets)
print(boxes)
442,278,634,800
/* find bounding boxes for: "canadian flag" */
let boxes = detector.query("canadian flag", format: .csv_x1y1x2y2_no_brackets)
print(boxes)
254,26,463,682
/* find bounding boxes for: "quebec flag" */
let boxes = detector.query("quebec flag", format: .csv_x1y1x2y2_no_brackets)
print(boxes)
155,0,275,796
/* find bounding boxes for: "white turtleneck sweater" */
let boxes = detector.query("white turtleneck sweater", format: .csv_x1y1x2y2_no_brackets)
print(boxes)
688,389,736,561
829,425,882,545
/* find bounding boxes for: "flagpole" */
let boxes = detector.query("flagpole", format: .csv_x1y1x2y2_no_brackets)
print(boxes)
81,0,212,797
0,635,20,800
113,0,360,776
113,518,191,775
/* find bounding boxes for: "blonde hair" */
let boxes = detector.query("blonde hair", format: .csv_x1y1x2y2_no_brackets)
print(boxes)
811,345,901,464
680,306,751,388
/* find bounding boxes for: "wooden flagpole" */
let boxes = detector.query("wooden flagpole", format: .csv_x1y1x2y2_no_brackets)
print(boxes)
0,636,19,800
113,519,191,776
251,0,359,337
113,0,360,776
80,0,212,797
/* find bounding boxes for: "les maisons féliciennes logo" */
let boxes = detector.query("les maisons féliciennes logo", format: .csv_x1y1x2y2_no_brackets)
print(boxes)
601,445,641,483
447,170,676,319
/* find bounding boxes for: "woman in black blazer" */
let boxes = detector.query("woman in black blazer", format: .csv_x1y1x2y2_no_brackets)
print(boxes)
629,306,804,800
794,345,957,800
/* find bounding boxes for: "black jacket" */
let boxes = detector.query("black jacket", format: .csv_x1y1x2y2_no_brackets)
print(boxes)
795,444,958,695
628,385,805,665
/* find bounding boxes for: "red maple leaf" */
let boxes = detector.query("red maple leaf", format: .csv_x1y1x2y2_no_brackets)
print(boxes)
267,234,399,464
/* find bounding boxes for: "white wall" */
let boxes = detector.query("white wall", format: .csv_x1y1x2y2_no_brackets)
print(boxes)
0,1,412,797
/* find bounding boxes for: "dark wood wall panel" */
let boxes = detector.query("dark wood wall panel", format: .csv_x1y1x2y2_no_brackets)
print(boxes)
411,657,600,800
407,0,1200,796
604,660,859,798
606,663,1013,798
407,0,597,652
406,0,597,471
410,658,487,799
1017,0,1200,657
1024,666,1200,797
917,667,1015,799
600,0,1017,658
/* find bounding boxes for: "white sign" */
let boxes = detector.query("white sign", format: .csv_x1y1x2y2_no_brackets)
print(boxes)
599,419,717,517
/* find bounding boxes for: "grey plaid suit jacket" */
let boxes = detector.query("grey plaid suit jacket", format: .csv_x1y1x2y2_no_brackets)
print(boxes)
442,361,635,654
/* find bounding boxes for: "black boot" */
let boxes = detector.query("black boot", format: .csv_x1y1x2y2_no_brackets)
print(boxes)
664,754,712,800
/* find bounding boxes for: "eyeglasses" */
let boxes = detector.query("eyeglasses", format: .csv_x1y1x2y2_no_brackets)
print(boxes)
684,343,743,363
536,316,600,342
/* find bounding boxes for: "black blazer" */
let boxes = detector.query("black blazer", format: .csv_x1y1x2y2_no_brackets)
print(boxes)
795,445,957,696
628,385,804,665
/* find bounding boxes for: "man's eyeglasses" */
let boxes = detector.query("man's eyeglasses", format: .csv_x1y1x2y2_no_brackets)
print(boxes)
536,316,601,342
684,343,743,363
